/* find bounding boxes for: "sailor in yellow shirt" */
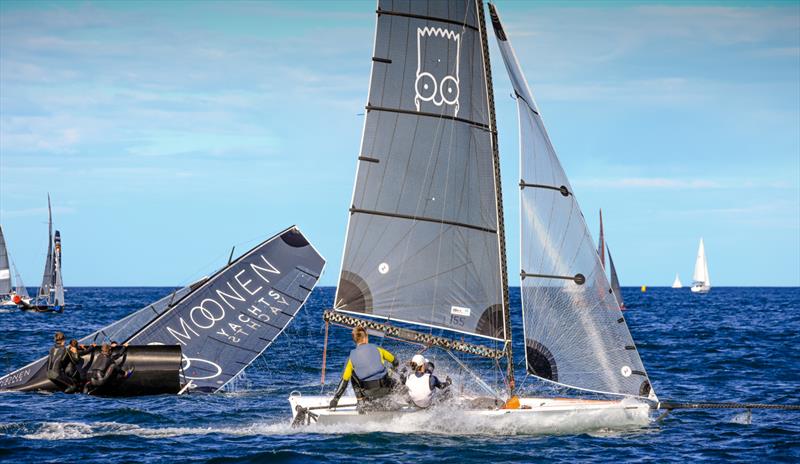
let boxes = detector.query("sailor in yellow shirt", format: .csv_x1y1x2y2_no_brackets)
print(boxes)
329,326,399,409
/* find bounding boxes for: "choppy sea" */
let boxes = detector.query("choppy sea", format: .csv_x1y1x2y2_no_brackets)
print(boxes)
0,286,797,463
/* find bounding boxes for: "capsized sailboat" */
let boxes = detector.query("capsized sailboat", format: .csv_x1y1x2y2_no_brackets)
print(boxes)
672,274,683,289
691,238,711,294
289,0,654,429
0,226,31,307
26,195,65,312
1,226,325,395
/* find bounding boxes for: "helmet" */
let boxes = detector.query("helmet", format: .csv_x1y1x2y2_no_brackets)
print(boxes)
411,354,427,366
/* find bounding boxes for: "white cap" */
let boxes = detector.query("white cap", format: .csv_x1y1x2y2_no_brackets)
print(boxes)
411,354,427,366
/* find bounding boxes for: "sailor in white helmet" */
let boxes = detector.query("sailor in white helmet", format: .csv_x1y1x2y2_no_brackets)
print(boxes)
404,354,451,408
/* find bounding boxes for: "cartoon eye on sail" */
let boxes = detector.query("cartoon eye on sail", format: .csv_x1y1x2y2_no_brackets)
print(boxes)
415,27,460,117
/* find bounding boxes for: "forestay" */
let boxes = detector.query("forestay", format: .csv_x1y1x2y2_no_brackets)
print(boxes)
489,3,656,400
335,0,508,342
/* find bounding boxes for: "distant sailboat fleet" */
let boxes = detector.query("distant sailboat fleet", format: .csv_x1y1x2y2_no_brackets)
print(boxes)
0,194,66,312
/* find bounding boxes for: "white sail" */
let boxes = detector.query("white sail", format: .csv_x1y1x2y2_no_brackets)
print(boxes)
691,238,710,293
671,274,682,289
489,4,656,400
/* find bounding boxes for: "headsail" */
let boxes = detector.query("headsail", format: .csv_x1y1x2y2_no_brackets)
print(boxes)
0,226,325,394
489,3,656,400
597,210,605,269
334,0,508,342
11,259,29,299
607,244,625,310
38,194,54,299
0,226,11,295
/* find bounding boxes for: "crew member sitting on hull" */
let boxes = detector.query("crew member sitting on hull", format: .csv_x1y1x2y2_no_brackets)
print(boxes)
46,332,77,393
404,354,451,408
330,326,399,409
83,343,132,394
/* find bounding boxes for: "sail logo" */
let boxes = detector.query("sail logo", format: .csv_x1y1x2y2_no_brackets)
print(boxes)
415,27,461,117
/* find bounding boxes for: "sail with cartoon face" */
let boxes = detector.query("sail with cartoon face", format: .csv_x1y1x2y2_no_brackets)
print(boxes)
334,0,508,342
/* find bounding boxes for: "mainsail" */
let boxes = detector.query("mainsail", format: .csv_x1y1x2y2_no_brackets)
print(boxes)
52,231,64,306
489,3,656,400
0,226,326,394
0,226,11,295
693,238,710,286
607,244,625,310
334,0,509,343
38,194,55,299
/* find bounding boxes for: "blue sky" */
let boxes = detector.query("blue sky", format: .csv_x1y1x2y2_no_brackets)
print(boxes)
1,1,798,287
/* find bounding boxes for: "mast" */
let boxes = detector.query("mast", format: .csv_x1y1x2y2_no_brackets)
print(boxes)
476,0,514,396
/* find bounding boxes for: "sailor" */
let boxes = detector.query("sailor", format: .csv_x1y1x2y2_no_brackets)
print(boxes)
65,339,91,384
46,332,76,392
404,354,451,408
83,343,132,394
329,326,399,409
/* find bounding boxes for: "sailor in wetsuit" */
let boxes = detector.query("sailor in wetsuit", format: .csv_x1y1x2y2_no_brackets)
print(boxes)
83,343,131,394
330,326,399,409
46,331,77,392
65,339,92,384
404,354,451,408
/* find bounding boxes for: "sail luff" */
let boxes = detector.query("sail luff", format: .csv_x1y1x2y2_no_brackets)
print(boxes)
0,226,12,294
474,0,513,390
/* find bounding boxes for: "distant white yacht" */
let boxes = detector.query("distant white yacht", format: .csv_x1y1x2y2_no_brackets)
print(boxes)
672,274,683,289
690,238,711,294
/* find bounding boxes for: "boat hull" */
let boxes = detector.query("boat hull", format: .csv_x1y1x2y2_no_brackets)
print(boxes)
288,393,652,432
690,285,710,294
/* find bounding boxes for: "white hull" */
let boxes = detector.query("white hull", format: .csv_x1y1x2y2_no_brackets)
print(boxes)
289,393,651,433
690,284,710,294
0,295,30,307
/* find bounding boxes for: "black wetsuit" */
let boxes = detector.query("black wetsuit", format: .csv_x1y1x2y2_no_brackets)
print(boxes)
84,348,127,393
46,344,74,391
65,346,92,383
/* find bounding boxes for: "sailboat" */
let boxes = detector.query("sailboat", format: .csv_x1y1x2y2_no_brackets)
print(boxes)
289,0,655,428
691,238,711,294
607,244,626,310
0,226,31,307
1,226,325,395
27,195,65,312
672,274,683,289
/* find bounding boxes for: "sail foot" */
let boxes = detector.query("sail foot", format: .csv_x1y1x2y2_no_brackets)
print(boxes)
324,310,505,360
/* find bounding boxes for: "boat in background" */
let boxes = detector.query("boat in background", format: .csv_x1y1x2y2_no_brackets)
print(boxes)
1,225,325,395
0,226,31,307
672,274,683,289
26,195,65,312
607,244,625,310
691,238,711,294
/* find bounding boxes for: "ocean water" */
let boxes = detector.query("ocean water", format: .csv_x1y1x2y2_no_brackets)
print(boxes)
0,287,798,463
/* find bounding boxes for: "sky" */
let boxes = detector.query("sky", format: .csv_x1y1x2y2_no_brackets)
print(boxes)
0,1,798,287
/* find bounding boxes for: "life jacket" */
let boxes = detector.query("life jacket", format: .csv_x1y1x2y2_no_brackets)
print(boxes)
349,343,387,382
405,372,434,408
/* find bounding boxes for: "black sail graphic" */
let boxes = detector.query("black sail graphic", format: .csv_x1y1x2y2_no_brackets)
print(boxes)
0,226,325,394
335,0,507,341
489,3,655,399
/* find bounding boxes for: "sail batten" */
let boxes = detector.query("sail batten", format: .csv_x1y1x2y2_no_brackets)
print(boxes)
489,3,655,400
335,0,508,343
